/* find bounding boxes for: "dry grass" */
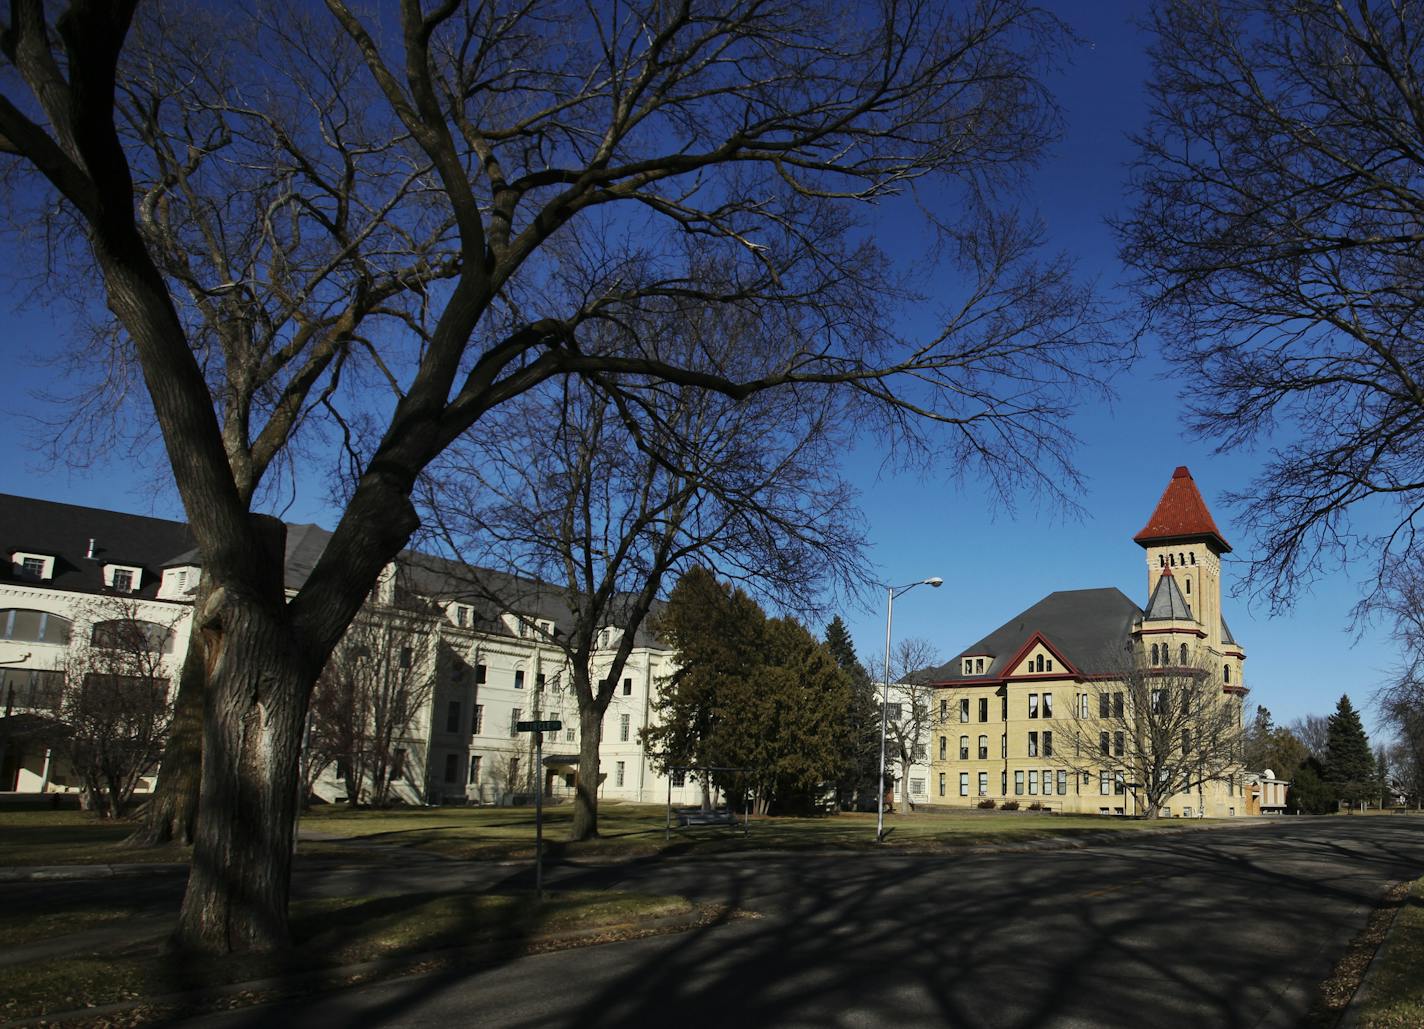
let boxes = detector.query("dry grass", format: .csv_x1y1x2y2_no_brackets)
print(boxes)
1354,875,1424,1028
0,809,189,866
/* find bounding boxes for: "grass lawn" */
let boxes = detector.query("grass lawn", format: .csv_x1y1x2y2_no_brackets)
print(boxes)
298,801,1229,863
0,809,189,867
1354,874,1424,1028
1,889,696,1022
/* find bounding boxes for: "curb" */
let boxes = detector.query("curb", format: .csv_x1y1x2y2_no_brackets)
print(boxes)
0,862,189,883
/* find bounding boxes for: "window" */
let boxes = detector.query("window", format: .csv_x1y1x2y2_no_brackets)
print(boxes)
1042,692,1053,717
940,698,948,720
884,702,902,722
446,700,461,734
1028,731,1039,757
475,664,487,684
1113,692,1124,718
536,673,546,692
672,768,686,787
912,744,927,762
565,727,575,742
1028,693,1039,718
110,567,134,592
1035,654,1045,673
469,755,482,785
456,605,469,627
1028,770,1039,795
977,771,988,796
1182,688,1192,715
616,761,626,787
939,736,947,760
509,707,521,737
1180,643,1189,664
508,756,520,785
518,619,530,638
21,556,45,577
976,657,985,673
1014,770,1024,795
623,677,632,696
1114,731,1125,758
1001,694,1008,720
1100,771,1111,795
1001,733,1007,758
598,628,610,649
959,772,969,796
1151,642,1159,665
939,772,946,797
1099,692,1110,718
911,778,926,797
0,668,64,710
443,753,459,784
959,736,969,760
620,713,630,742
1152,689,1166,714
90,618,173,653
1077,692,1089,718
978,697,988,722
1001,770,1008,795
977,735,988,760
1115,772,1125,796
1224,664,1231,683
473,704,483,734
1057,769,1068,796
391,748,407,780
514,669,525,689
1043,731,1053,758
1099,731,1109,756
959,698,969,722
963,659,973,675
1182,729,1192,754
399,646,413,669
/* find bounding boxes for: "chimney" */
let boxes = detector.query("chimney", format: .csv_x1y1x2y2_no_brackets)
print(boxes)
86,538,96,559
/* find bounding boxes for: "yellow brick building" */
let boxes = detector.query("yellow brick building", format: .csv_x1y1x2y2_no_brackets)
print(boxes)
927,467,1250,817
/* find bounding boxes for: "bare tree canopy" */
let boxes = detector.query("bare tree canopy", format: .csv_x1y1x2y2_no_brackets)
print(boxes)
1118,0,1424,609
0,0,1116,953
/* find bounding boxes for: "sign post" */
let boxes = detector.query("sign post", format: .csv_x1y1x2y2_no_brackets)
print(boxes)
516,719,561,899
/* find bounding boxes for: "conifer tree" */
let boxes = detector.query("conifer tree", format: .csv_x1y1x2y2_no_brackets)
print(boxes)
1323,695,1374,812
825,616,880,810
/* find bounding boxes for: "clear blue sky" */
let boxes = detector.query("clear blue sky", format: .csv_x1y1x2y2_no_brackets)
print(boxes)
0,3,1397,739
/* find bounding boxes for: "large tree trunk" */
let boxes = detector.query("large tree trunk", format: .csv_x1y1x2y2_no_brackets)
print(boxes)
571,703,604,841
128,583,209,847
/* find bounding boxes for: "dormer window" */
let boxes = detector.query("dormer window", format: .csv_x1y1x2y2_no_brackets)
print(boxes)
103,564,143,592
11,552,55,581
963,658,972,675
450,603,473,628
158,565,200,600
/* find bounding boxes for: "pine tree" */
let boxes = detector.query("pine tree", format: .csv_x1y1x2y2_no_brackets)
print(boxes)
825,616,881,810
1323,694,1374,812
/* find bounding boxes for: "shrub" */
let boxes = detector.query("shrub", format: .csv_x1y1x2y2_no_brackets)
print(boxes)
1001,800,1020,811
1027,802,1044,811
977,799,996,809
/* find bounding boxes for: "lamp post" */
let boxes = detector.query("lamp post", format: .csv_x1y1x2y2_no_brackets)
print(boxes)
877,576,943,842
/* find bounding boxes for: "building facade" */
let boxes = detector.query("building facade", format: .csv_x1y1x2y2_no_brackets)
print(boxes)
1,494,701,807
926,468,1253,817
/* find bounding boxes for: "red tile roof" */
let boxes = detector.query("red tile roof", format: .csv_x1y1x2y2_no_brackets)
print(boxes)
1133,466,1231,553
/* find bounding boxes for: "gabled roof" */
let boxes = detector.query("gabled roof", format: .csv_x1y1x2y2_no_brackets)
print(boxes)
1144,566,1194,622
1134,466,1231,553
925,588,1142,683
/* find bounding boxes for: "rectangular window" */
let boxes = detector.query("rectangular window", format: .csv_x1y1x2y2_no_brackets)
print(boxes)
1100,731,1109,756
1078,692,1089,718
1057,769,1068,796
1029,770,1039,795
1151,688,1166,714
508,756,520,785
912,744,927,762
1043,692,1053,717
446,700,461,734
939,736,947,760
940,698,948,720
620,713,630,742
1115,772,1125,796
565,727,575,742
960,698,970,722
959,772,969,797
514,670,525,689
1028,731,1039,757
536,673,546,692
1182,729,1192,754
623,677,632,696
1182,688,1192,715
1001,733,1007,758
938,772,946,797
456,606,468,627
1015,770,1024,795
1113,692,1124,718
443,753,459,784
111,567,134,592
959,736,969,760
1100,771,1111,796
616,761,626,787
977,735,988,760
1099,692,1110,718
1028,693,1039,718
21,556,44,577
911,777,926,797
672,768,686,787
1114,731,1125,758
399,645,413,669
1001,694,1008,720
1001,770,1008,795
510,707,521,737
884,702,902,722
469,755,481,785
1043,730,1053,758
475,664,487,684
977,771,988,796
473,704,483,735
978,697,988,722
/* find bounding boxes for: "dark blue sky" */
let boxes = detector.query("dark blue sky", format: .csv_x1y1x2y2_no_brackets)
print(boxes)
0,2,1395,736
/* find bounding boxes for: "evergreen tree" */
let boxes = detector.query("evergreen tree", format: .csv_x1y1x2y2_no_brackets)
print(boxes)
1287,756,1337,815
1243,706,1275,771
1323,694,1374,811
825,616,880,810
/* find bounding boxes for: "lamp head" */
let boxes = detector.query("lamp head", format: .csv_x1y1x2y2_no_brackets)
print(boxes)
926,577,944,588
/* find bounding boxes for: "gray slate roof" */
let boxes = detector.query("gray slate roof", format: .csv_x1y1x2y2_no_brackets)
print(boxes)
925,588,1142,683
1144,571,1194,621
1221,616,1237,647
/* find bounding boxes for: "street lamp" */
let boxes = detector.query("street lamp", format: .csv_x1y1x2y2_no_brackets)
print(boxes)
877,576,943,842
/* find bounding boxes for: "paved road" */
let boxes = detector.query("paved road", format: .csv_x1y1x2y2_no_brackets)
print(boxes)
169,817,1424,1029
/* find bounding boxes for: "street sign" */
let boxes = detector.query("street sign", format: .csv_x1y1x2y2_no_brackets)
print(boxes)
516,719,562,732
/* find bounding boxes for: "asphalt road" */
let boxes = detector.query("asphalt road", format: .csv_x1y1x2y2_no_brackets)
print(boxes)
165,816,1424,1029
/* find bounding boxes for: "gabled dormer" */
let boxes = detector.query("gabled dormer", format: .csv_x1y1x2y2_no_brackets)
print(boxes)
1003,632,1076,679
503,612,556,640
102,562,143,593
10,551,55,581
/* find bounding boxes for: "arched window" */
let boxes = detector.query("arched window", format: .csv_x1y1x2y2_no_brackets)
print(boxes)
1035,654,1044,673
1223,664,1231,683
1189,553,1196,565
1185,579,1191,595
0,609,72,645
91,619,175,654
1151,643,1160,665
1159,555,1166,568
1179,643,1189,665
1169,553,1176,567
1179,552,1185,566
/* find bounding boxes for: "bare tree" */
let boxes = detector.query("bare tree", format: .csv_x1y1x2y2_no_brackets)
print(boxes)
1052,657,1246,819
1118,0,1424,613
0,0,1115,952
1291,714,1331,762
307,613,434,808
886,636,940,812
55,597,178,819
